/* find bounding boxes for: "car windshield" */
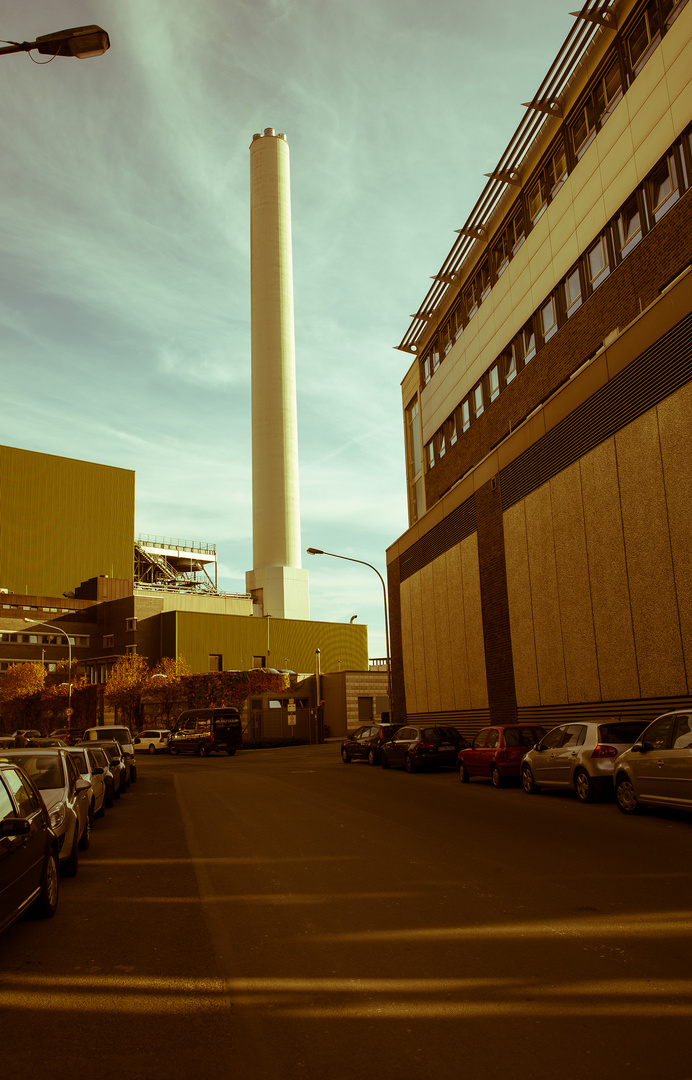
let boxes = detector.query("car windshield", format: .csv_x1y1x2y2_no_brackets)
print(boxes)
504,727,547,747
3,753,64,790
87,728,131,744
100,743,122,758
598,721,649,744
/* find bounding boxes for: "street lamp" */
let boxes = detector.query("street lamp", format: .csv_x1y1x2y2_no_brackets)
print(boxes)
24,620,73,715
307,548,394,723
0,25,110,60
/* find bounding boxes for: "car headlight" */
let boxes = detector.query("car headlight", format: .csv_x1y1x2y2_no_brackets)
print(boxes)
50,804,66,830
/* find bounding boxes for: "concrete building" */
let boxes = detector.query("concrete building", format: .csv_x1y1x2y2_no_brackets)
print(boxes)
247,128,310,621
388,0,692,738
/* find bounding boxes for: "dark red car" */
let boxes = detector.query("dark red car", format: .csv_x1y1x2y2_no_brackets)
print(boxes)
458,724,547,787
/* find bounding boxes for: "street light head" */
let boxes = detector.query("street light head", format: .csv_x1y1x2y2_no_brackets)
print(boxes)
306,548,324,555
35,25,110,59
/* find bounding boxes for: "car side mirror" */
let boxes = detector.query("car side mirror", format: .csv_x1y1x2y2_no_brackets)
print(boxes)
0,816,30,837
631,742,651,753
75,778,91,793
92,766,104,775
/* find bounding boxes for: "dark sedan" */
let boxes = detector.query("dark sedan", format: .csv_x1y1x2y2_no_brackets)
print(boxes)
0,760,59,935
381,725,468,772
341,723,402,766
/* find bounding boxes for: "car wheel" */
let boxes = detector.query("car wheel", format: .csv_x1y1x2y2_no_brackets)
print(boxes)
405,754,417,774
459,763,470,784
367,749,378,766
33,851,59,918
341,748,351,764
148,744,156,755
521,765,538,794
575,767,598,803
168,745,178,755
491,765,505,789
616,775,643,815
381,751,390,769
199,745,209,758
62,828,79,877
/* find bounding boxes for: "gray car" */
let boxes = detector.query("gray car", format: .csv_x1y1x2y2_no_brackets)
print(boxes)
613,710,692,815
521,720,650,802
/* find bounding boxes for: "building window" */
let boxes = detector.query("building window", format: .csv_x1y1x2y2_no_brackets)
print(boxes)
473,383,484,420
587,236,610,290
437,430,446,459
125,645,137,656
405,396,425,525
209,654,222,672
519,320,536,365
548,141,568,197
628,3,660,74
564,267,583,317
461,399,471,432
504,347,517,385
615,195,643,259
540,297,558,342
527,174,547,224
426,440,435,469
126,617,137,632
103,635,114,648
648,152,680,221
571,101,596,160
252,655,266,668
464,279,479,321
595,58,623,126
449,412,458,447
488,363,500,402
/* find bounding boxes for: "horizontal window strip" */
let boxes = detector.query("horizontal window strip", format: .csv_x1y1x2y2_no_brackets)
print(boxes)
398,495,477,583
500,310,692,511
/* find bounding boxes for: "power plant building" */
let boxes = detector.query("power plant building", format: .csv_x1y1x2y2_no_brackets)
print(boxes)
388,0,692,736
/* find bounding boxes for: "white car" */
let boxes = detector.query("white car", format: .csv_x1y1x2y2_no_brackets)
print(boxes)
66,746,107,819
134,729,170,754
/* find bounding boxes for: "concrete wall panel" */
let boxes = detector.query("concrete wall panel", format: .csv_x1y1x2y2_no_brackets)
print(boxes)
503,502,540,707
460,535,488,709
616,411,687,697
433,555,455,711
579,440,640,701
446,543,473,710
524,486,568,705
658,380,692,690
550,464,602,704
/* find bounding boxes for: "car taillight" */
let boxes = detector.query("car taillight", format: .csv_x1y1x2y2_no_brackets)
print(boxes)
592,744,618,759
416,741,434,751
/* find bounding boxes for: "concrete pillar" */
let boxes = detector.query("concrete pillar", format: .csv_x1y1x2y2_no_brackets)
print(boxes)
246,129,309,620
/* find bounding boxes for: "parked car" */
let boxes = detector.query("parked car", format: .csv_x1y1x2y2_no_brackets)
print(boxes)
0,760,60,935
66,746,107,819
82,726,137,783
0,737,15,749
85,744,117,807
78,740,127,796
381,725,468,772
134,729,170,754
521,720,651,802
614,710,692,815
168,708,242,756
341,723,402,765
0,748,91,875
459,724,548,787
49,728,84,745
11,730,42,741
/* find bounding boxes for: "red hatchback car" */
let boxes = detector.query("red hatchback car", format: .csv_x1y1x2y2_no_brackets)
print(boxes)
458,724,547,787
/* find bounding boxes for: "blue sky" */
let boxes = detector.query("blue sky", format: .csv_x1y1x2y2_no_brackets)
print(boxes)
0,0,572,658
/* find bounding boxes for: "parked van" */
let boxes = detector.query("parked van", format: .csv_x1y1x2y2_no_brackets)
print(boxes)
168,709,242,757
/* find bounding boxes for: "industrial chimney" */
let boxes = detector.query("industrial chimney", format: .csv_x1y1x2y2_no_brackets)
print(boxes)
246,129,309,620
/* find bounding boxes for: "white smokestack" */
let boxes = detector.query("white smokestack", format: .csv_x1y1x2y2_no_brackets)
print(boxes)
246,129,309,620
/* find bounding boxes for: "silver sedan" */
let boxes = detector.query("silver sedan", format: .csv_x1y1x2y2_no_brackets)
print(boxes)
520,720,649,803
614,710,692,815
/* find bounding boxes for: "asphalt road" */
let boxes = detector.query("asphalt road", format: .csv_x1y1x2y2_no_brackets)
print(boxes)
1,744,691,1080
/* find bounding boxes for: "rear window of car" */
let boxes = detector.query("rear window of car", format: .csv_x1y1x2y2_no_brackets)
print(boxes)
504,727,547,747
69,751,88,772
598,721,649,744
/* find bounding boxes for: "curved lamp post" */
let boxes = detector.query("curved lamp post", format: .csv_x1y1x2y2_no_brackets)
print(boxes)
24,620,72,715
0,25,110,60
307,548,394,723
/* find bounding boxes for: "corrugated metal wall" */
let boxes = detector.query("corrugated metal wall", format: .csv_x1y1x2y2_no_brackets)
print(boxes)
0,446,135,596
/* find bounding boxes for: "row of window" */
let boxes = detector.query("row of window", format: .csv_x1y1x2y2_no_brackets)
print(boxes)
0,632,89,647
425,126,692,471
419,0,688,387
1,604,77,614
